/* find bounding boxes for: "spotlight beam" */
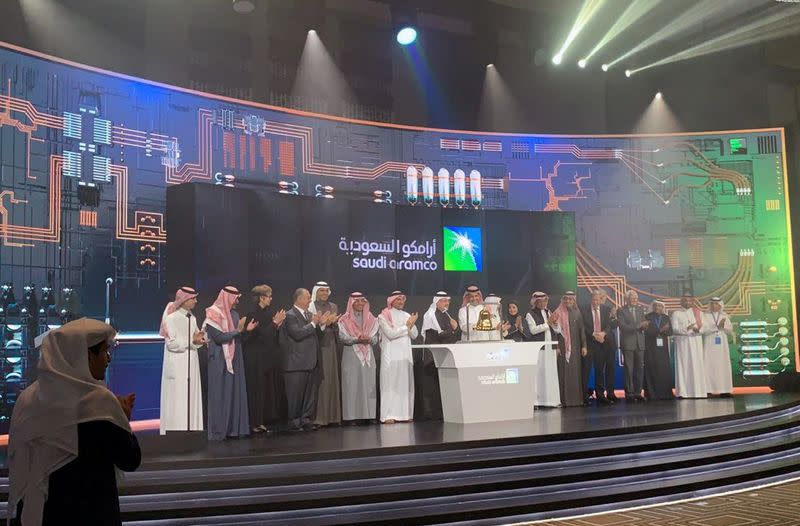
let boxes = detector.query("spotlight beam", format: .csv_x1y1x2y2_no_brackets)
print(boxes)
584,0,661,64
607,0,760,69
553,0,606,63
630,6,800,75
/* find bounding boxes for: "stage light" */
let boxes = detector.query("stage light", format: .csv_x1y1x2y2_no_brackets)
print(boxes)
629,5,800,75
655,91,662,99
625,69,632,77
583,0,660,63
601,63,609,71
308,29,316,34
552,0,606,67
396,26,417,46
231,0,255,14
606,1,760,69
486,63,494,68
578,59,587,68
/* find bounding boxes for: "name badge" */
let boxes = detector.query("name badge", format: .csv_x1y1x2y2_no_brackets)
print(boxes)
656,337,664,347
715,335,722,345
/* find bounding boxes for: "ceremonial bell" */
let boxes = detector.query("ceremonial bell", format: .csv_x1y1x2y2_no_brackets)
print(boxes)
474,307,495,331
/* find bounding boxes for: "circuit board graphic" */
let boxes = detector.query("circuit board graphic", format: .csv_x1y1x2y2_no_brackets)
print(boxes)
0,41,795,388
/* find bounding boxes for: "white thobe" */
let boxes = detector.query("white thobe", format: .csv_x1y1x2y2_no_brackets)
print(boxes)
671,308,707,398
526,310,562,407
702,312,734,394
160,308,204,434
378,309,419,422
459,304,502,341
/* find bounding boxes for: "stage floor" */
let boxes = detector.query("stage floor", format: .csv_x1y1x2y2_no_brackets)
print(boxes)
135,393,800,470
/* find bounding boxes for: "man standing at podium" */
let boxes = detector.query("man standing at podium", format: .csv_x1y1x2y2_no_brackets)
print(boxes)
419,291,461,420
378,291,419,423
459,286,506,341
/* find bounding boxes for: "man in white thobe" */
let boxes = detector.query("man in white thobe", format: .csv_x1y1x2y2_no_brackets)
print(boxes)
702,297,734,396
159,286,206,434
459,286,506,341
526,292,562,408
377,291,419,423
671,293,708,398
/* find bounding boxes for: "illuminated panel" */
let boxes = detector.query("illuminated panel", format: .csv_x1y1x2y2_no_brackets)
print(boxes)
249,136,256,172
482,141,502,152
766,199,780,211
260,137,272,172
279,141,295,177
664,238,680,268
713,236,729,268
223,130,235,169
239,135,246,172
79,210,98,227
62,150,81,178
461,139,480,151
92,156,111,182
688,237,704,268
440,138,460,150
93,118,111,145
62,111,82,138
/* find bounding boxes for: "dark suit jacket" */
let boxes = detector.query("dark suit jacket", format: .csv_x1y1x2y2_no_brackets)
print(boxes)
617,304,648,351
280,307,321,372
581,304,617,349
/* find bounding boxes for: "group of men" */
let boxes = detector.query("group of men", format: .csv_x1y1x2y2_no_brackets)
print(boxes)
157,282,735,440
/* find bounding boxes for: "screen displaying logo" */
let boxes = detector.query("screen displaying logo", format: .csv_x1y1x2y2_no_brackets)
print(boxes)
443,226,483,272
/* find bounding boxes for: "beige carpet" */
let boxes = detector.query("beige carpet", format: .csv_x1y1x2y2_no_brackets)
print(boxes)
519,478,800,526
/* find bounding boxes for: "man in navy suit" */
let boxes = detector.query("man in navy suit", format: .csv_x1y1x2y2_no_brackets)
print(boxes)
581,291,618,404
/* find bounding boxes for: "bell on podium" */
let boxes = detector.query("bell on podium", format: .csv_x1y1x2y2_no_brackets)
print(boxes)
474,308,495,331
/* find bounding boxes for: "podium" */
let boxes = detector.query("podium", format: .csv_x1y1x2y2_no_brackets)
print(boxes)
413,341,553,424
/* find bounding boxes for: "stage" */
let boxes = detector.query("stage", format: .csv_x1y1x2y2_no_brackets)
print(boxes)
136,393,795,469
1,393,799,524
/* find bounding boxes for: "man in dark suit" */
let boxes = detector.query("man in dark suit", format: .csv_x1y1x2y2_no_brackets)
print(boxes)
280,288,331,431
617,290,648,401
581,291,618,404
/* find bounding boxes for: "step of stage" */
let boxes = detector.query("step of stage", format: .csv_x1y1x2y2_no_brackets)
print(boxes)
1,396,798,525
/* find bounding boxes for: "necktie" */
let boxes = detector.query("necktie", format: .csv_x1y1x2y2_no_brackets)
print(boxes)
304,310,311,322
593,307,601,333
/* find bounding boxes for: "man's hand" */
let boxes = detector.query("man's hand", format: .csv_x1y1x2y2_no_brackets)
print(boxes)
593,331,606,343
450,318,459,331
117,393,136,421
273,309,287,327
237,317,247,332
638,320,650,330
246,319,259,332
406,312,419,328
311,312,322,325
191,330,206,346
581,347,588,357
357,335,372,344
548,312,559,325
717,318,727,330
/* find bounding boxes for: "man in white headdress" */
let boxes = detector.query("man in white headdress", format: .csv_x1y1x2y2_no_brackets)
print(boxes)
308,281,341,426
338,292,380,423
526,292,562,408
378,291,418,423
159,286,206,435
9,318,140,525
671,292,708,398
419,291,461,420
459,286,507,341
702,297,734,397
483,293,510,341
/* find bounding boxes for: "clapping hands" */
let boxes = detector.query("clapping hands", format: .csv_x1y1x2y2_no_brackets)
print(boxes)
406,312,419,328
117,393,136,420
272,309,287,327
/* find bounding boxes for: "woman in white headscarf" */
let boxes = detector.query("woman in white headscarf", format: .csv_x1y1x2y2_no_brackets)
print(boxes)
9,318,140,526
702,297,734,396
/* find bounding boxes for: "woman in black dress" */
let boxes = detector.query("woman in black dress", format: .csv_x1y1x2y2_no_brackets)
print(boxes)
504,301,528,342
643,300,674,400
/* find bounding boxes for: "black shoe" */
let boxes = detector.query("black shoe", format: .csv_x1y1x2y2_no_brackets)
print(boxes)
634,395,645,402
289,426,304,433
597,396,612,405
303,423,319,431
607,395,620,403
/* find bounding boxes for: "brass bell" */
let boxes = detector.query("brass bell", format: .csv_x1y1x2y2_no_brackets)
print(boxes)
474,307,495,331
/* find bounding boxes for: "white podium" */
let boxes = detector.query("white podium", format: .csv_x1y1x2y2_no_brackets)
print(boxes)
413,341,553,424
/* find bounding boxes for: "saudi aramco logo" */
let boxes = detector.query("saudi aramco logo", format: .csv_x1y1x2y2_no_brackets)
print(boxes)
443,226,482,272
